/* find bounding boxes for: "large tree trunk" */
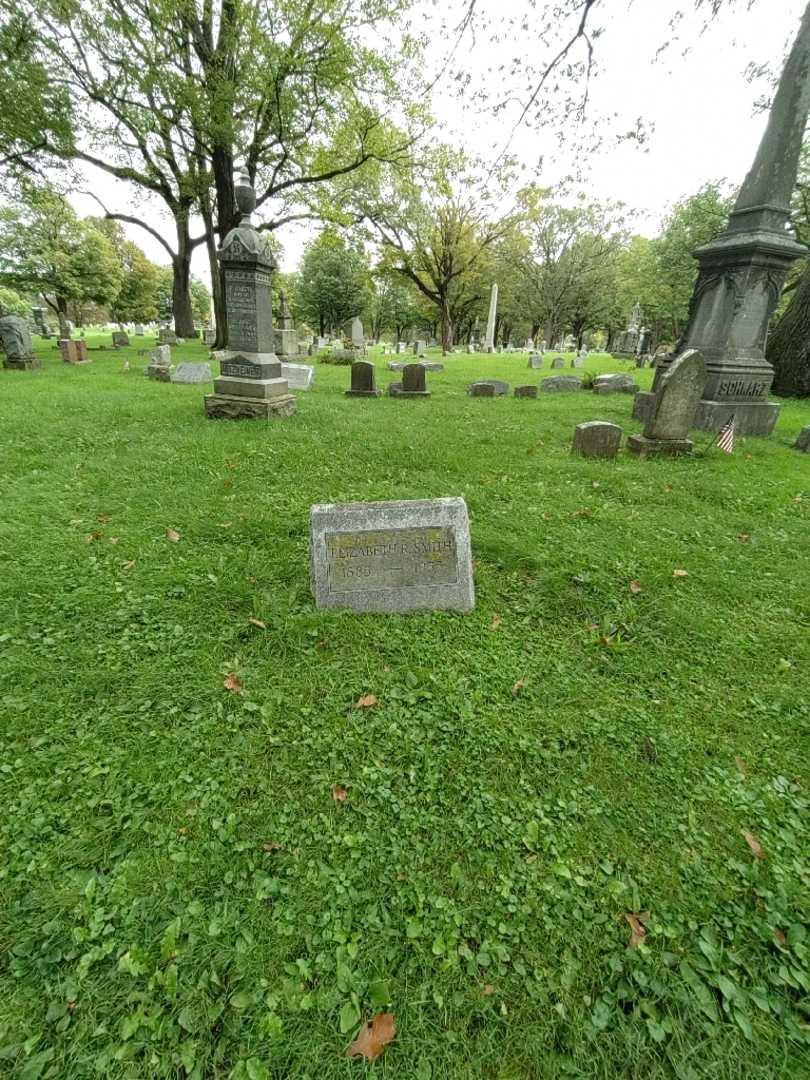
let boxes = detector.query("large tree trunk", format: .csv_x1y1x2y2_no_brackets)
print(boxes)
199,190,226,348
172,217,196,338
440,295,453,354
767,261,810,396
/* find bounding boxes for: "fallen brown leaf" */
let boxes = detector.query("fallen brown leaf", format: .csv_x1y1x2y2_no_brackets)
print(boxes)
331,784,349,802
165,527,181,542
738,534,751,543
262,841,282,853
741,829,765,859
735,755,749,776
664,484,673,492
86,531,103,543
629,580,642,595
97,514,111,524
624,911,650,948
511,679,525,695
346,1013,396,1061
672,569,689,578
526,445,536,456
248,617,267,630
482,984,496,997
491,614,503,629
774,928,787,947
355,694,378,709
223,673,243,693
122,560,136,571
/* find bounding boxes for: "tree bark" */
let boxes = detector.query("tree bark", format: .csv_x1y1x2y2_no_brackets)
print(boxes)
172,217,196,337
440,295,453,354
767,259,810,396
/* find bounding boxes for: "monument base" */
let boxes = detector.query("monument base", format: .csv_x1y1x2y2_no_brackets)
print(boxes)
632,391,656,423
204,393,297,420
391,390,430,398
345,389,382,398
213,375,288,399
3,357,41,371
627,434,693,458
693,399,780,436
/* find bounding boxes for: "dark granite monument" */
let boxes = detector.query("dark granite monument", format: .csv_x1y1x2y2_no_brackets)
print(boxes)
0,316,40,370
390,363,430,398
205,169,296,420
346,360,381,397
653,5,810,435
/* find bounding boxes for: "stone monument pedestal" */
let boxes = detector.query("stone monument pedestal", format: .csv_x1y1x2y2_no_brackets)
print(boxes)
206,350,295,419
3,356,40,371
205,393,296,419
693,399,780,437
627,434,693,458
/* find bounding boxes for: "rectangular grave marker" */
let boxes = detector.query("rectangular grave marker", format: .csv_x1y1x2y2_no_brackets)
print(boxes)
310,498,474,613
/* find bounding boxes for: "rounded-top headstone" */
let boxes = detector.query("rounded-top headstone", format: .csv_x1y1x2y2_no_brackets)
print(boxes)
572,421,622,458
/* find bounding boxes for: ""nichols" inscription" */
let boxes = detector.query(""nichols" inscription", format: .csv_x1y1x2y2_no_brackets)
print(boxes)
326,527,458,593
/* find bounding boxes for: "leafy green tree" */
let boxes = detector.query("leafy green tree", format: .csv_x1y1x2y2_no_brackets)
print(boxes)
0,286,31,317
297,231,370,336
190,278,212,323
91,221,161,325
0,184,122,333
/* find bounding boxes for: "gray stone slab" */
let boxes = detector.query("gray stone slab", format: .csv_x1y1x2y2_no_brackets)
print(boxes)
539,375,582,392
632,391,656,424
794,426,810,451
514,384,538,398
281,362,314,390
420,362,444,372
550,357,566,369
387,361,405,371
593,373,639,395
467,379,509,396
310,497,475,613
528,354,543,369
572,421,622,458
172,362,213,384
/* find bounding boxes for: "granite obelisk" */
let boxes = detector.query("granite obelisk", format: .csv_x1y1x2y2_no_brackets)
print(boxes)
655,2,810,435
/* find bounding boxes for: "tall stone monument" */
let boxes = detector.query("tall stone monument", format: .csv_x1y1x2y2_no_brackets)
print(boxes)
0,316,40,370
654,4,810,435
484,284,498,352
205,169,296,420
274,290,296,359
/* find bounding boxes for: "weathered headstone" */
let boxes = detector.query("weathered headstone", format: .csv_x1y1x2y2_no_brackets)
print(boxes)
467,382,496,397
112,330,130,347
550,356,565,369
413,340,427,357
0,315,40,370
135,324,145,336
281,362,314,390
467,379,509,396
628,349,706,457
158,328,177,346
539,375,582,393
794,426,810,451
344,316,365,351
396,341,406,354
387,380,403,396
60,339,90,364
572,421,622,458
310,497,475,613
274,291,297,358
204,328,216,346
205,169,295,420
528,353,543,369
593,373,639,395
390,363,430,398
514,385,538,398
345,360,381,398
387,360,405,371
173,362,212,384
420,362,444,372
146,346,172,381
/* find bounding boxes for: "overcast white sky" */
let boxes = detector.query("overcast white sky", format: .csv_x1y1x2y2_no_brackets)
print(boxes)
70,0,807,278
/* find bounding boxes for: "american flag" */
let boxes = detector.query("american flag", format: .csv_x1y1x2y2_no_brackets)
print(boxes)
716,414,735,454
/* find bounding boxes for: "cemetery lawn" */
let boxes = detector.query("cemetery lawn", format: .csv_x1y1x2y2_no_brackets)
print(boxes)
2,335,810,1080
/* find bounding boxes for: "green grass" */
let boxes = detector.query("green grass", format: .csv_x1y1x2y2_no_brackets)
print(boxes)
1,332,809,1079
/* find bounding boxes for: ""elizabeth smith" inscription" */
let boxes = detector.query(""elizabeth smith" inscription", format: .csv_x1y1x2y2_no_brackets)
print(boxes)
326,527,458,593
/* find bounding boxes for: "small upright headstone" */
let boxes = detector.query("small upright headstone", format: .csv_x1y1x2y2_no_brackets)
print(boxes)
528,353,543,369
310,497,475,613
793,426,810,452
420,362,444,372
146,345,172,381
593,373,639,395
628,349,706,457
467,379,509,397
0,316,40,370
60,339,90,364
172,362,212,384
387,360,405,371
345,360,381,398
112,330,130,348
158,328,177,346
572,421,622,458
550,356,565,370
391,363,430,398
514,385,538,399
135,324,145,336
203,328,216,346
413,340,427,357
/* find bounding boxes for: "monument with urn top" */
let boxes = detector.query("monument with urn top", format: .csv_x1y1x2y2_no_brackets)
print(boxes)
204,169,296,420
